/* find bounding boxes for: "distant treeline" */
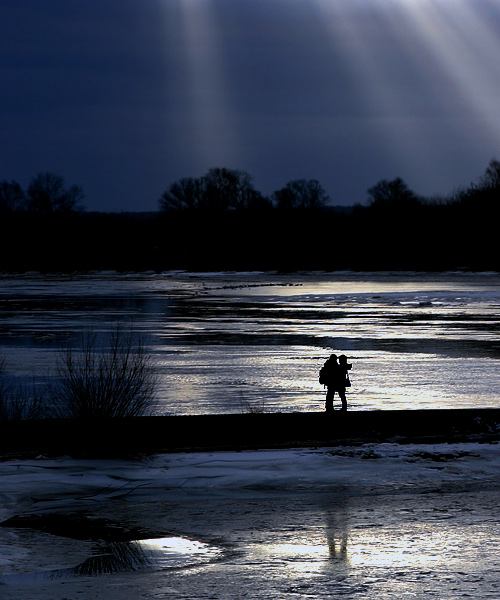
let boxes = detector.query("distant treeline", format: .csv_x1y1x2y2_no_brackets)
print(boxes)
1,162,499,272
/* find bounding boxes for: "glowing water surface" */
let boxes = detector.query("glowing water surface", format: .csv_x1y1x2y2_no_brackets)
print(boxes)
0,271,499,414
0,536,222,585
136,536,222,569
2,445,500,598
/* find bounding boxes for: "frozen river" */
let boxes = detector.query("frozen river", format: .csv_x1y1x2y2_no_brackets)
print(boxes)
0,270,499,414
1,271,500,598
2,444,500,599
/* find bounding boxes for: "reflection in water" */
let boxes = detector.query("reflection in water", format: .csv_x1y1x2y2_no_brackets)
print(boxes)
4,493,500,598
76,536,222,574
252,504,351,578
0,537,222,585
136,537,222,570
245,496,500,597
325,504,349,562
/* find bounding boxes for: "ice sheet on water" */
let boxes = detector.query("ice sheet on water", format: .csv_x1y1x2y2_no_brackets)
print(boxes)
2,441,500,599
269,286,500,307
1,443,500,514
1,271,500,415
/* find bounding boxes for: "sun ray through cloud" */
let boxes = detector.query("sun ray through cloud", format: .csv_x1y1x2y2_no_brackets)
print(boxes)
395,0,500,141
176,0,239,170
311,0,428,170
312,0,500,191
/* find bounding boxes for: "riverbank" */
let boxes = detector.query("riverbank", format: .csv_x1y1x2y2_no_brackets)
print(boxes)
1,408,500,458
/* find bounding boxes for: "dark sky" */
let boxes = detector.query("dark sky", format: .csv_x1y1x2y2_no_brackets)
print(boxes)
2,0,500,212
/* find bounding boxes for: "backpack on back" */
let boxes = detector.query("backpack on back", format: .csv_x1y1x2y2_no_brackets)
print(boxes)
319,365,330,385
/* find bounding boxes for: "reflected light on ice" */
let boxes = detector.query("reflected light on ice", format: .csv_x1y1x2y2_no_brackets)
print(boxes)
346,525,477,571
256,522,492,581
261,542,332,577
137,536,222,568
3,272,500,415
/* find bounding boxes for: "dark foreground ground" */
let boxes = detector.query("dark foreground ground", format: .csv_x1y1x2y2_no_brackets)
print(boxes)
1,408,500,458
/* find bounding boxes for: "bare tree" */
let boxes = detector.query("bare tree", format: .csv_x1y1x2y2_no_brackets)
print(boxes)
160,168,261,212
480,158,500,190
201,167,259,210
26,172,85,213
452,158,500,208
272,179,329,209
159,176,205,211
366,177,418,208
0,180,25,214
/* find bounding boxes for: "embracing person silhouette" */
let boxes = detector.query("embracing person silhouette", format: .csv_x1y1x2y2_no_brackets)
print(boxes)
319,354,352,412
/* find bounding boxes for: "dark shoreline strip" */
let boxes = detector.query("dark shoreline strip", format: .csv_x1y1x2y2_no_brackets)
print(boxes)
1,408,500,458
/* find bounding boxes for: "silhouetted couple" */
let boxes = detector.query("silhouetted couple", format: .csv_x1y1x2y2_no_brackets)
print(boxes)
319,354,352,412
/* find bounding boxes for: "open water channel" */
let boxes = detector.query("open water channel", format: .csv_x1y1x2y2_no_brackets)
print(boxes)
1,271,500,599
0,270,499,414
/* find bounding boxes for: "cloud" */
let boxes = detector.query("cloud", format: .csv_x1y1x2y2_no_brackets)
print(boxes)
1,0,499,210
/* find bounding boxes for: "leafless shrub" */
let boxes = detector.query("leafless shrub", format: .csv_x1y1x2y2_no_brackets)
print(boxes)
0,357,46,420
0,388,46,421
238,396,268,414
53,329,157,419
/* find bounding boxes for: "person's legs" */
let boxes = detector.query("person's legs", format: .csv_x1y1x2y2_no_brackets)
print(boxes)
325,387,335,412
339,388,347,411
